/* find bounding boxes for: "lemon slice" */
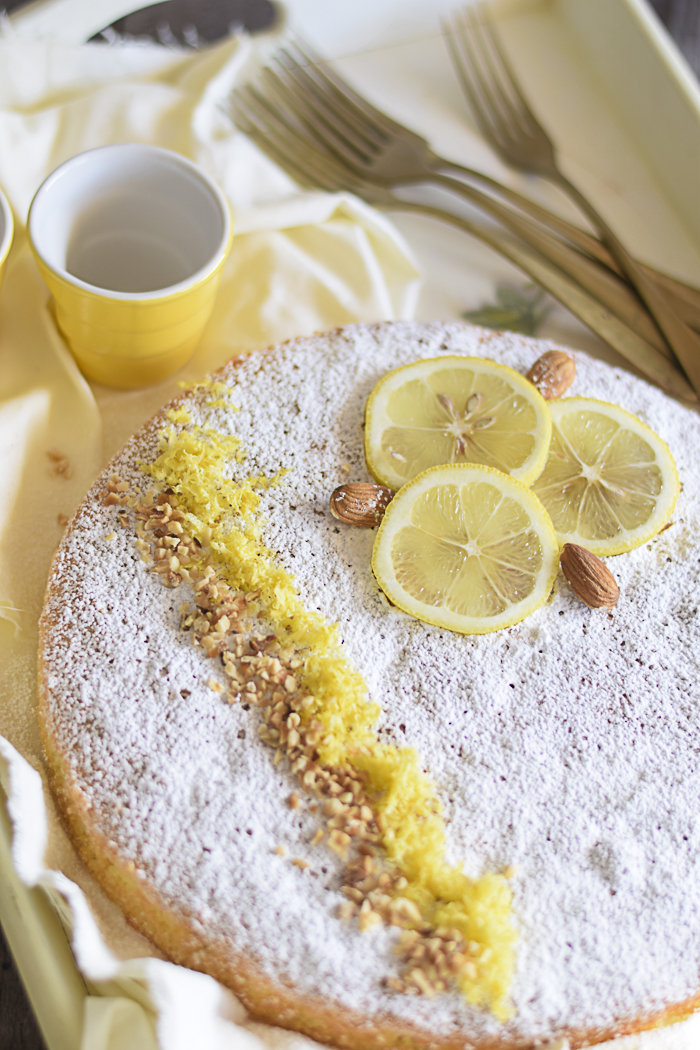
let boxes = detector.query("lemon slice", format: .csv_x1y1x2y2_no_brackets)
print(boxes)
365,355,552,491
531,397,679,556
372,464,559,635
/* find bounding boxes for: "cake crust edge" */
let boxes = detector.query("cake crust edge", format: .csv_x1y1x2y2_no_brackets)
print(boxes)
36,326,700,1050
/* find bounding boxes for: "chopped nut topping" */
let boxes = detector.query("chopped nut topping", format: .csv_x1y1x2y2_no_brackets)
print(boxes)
122,474,491,1007
337,900,356,920
47,449,73,479
328,830,351,859
359,902,382,931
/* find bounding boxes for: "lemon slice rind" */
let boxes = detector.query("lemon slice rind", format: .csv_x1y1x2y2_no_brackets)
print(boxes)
532,397,679,557
372,463,559,635
365,355,552,491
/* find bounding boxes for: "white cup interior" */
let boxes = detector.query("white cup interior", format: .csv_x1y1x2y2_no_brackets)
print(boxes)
29,145,229,297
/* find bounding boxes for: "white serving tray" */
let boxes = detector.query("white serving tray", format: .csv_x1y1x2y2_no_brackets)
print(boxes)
2,1,699,1048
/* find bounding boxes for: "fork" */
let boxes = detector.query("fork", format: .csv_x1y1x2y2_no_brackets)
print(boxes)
256,58,676,360
446,5,700,396
271,38,700,333
228,84,694,400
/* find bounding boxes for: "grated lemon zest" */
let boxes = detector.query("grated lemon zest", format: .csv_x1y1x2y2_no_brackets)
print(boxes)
207,400,240,410
145,424,517,1019
178,376,221,392
166,406,192,425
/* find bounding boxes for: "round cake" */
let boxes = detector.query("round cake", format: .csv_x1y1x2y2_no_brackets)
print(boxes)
38,321,700,1049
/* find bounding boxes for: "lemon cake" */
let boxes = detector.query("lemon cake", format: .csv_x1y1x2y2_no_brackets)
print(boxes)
38,321,700,1049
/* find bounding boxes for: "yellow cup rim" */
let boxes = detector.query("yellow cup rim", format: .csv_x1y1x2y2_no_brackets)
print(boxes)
0,185,14,271
37,249,229,311
27,143,233,304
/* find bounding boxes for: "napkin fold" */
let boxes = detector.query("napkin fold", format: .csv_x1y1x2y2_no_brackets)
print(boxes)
0,24,419,1050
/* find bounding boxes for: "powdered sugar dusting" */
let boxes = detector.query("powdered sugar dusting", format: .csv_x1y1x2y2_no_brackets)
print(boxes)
40,322,700,1045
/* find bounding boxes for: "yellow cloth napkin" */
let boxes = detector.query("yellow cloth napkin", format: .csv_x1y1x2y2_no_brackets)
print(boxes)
0,29,420,1050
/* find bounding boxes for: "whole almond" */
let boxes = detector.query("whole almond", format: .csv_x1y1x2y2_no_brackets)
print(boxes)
560,543,619,609
329,483,394,528
526,350,576,400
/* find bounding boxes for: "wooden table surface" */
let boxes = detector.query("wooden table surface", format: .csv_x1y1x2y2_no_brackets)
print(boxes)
1,1,698,1047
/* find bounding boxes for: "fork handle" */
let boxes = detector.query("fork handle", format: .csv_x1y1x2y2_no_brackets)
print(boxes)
390,199,694,400
553,170,700,396
425,171,671,358
436,160,700,330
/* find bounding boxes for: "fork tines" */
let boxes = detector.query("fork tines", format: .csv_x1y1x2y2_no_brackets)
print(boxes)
265,38,395,168
444,6,558,177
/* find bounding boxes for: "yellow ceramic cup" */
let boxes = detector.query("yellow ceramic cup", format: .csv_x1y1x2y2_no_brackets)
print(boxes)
27,144,232,389
0,185,13,296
